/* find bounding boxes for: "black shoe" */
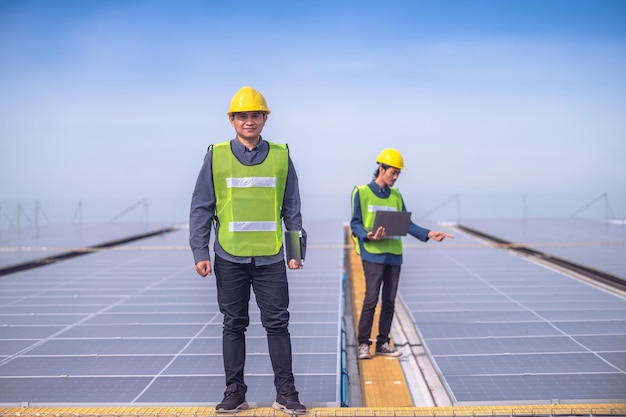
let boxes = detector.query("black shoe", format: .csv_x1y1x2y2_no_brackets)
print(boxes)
272,388,307,414
357,343,371,359
376,341,402,357
216,383,249,413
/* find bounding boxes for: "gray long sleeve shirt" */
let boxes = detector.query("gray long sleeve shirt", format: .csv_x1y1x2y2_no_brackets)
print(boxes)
189,138,307,265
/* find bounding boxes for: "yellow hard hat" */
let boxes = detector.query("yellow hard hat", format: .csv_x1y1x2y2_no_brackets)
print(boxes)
227,86,271,115
376,148,404,169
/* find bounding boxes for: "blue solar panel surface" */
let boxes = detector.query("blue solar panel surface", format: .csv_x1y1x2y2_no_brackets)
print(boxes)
399,219,626,404
0,222,344,406
2,218,625,406
0,223,175,268
459,218,626,279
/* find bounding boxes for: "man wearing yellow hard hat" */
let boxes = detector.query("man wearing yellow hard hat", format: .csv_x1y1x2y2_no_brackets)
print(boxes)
189,86,307,414
351,148,454,360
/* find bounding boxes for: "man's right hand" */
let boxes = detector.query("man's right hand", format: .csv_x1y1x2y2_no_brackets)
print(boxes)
367,226,386,241
195,260,212,277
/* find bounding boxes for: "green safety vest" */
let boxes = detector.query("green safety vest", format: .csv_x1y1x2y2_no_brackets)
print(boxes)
352,185,404,256
212,141,288,257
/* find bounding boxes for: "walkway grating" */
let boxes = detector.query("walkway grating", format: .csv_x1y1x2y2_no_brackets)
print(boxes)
347,243,413,407
1,404,625,417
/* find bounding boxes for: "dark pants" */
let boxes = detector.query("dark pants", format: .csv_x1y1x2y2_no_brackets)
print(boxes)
214,255,295,395
357,260,401,348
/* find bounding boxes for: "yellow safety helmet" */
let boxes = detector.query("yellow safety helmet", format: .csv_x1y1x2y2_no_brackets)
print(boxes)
376,148,404,169
227,86,271,115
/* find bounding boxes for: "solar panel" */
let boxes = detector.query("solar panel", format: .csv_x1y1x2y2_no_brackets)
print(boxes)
3,217,625,406
0,223,175,269
399,219,626,404
458,218,626,279
0,222,345,406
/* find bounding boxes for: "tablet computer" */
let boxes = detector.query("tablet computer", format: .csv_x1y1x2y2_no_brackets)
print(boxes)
284,230,304,266
372,211,411,236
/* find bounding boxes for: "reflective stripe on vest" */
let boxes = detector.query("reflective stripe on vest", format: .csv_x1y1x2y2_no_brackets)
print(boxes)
229,221,276,232
367,204,397,213
212,141,288,256
226,177,277,188
352,184,404,256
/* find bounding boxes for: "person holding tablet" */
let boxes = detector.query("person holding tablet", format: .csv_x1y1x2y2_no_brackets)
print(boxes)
350,148,454,359
189,86,307,413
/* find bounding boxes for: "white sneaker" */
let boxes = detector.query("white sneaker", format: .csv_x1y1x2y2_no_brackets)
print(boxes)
376,342,402,357
358,343,371,359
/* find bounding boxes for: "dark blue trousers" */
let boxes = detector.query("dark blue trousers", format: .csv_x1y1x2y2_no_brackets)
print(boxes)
357,260,401,348
214,255,295,395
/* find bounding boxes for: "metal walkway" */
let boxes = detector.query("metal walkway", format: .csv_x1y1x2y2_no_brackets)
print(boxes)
1,404,626,417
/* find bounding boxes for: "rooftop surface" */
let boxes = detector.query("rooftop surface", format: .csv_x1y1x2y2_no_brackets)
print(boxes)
0,218,624,414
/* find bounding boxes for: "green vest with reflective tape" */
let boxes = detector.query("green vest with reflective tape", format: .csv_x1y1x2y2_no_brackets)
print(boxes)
352,185,404,256
212,141,288,257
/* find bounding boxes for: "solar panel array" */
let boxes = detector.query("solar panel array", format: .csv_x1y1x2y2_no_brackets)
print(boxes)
0,222,344,406
0,223,174,269
460,218,626,279
400,218,626,404
2,217,625,406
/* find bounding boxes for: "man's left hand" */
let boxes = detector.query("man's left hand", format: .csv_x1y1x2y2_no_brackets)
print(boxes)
288,259,304,269
428,231,455,241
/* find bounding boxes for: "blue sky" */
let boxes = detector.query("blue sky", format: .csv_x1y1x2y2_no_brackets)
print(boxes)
1,0,625,223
